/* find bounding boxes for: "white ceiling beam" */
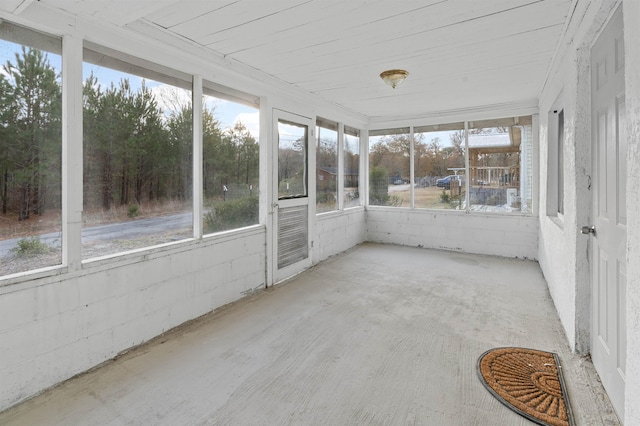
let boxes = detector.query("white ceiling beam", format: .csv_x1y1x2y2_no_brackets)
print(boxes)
13,0,35,15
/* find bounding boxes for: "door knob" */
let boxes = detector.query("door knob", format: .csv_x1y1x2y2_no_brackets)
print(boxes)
581,225,596,235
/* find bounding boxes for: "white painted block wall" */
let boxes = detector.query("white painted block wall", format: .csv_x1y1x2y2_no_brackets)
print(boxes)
366,209,538,260
0,228,266,411
313,208,366,263
537,39,587,353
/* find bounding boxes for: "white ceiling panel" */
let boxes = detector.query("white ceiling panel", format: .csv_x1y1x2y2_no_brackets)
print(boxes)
167,1,317,43
37,0,179,25
34,0,573,120
144,1,238,29
0,0,25,14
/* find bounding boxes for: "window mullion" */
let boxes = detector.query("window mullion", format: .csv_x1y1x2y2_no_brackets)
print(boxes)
464,121,470,213
62,34,83,271
193,74,203,239
409,126,415,209
361,129,369,207
337,122,345,210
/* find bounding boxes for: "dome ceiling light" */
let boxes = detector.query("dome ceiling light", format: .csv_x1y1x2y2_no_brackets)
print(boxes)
379,69,409,89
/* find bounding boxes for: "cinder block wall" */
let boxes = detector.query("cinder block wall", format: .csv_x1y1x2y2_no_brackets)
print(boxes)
366,209,538,260
0,227,266,411
314,208,366,263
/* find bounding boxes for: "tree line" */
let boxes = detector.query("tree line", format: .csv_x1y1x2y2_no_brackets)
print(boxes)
369,132,466,182
1,47,61,220
1,47,259,223
369,128,518,183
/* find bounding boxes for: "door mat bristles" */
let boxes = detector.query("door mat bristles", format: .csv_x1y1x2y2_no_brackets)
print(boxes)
477,347,575,426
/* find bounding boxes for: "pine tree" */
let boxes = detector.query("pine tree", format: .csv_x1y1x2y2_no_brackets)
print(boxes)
3,47,61,220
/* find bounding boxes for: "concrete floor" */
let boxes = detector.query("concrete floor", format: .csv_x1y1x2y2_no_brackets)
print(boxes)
0,243,620,425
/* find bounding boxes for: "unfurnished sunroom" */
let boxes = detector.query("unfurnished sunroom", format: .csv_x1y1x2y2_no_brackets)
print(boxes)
0,0,639,424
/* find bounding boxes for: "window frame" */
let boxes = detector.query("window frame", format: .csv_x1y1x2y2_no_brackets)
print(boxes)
413,121,466,210
201,81,260,236
278,119,309,200
315,117,339,214
0,21,64,278
366,115,534,215
557,109,565,216
368,127,411,208
343,125,362,210
81,42,195,260
546,101,565,220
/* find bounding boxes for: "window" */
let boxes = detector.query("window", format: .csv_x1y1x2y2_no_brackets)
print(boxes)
343,126,360,208
414,122,465,209
468,116,532,213
1,22,62,276
82,44,193,259
368,128,410,207
557,110,564,215
202,83,259,234
546,107,564,218
278,120,308,199
316,118,338,213
365,116,533,214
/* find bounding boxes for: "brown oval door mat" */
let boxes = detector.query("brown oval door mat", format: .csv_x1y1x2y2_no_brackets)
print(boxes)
477,347,575,426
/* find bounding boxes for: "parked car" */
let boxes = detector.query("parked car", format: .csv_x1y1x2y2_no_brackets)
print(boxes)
436,175,462,189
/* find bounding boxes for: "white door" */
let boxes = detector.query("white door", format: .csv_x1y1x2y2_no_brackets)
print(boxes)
272,110,314,283
590,5,626,420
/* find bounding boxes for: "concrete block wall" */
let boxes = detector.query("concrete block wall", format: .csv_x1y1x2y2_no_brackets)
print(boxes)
537,0,621,355
536,38,588,352
0,227,266,411
366,209,538,260
313,208,366,263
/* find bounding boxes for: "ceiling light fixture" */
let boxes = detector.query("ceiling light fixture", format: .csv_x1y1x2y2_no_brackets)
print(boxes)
380,69,409,89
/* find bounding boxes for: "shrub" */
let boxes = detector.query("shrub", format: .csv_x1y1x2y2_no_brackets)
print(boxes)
11,237,50,257
204,195,259,233
369,166,390,205
127,204,140,218
440,190,450,204
316,191,334,204
388,194,403,207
